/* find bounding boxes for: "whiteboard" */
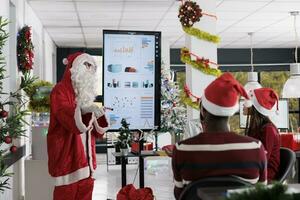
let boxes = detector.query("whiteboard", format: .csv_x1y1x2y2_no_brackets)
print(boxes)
239,99,289,129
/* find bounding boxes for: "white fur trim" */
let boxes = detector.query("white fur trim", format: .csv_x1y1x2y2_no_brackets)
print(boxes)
243,99,253,108
93,114,109,135
87,128,94,173
202,95,239,116
251,92,276,117
54,166,90,186
74,106,88,133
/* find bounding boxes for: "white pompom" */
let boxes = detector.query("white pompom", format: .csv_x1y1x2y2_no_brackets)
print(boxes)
62,58,68,65
275,110,279,115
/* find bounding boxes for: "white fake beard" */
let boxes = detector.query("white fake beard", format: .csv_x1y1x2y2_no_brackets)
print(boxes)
70,64,98,107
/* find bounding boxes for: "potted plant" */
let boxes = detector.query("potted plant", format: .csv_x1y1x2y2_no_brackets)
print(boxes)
116,118,131,156
23,80,53,125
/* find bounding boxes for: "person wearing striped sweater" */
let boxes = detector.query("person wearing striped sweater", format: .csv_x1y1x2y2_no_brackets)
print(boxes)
172,73,267,199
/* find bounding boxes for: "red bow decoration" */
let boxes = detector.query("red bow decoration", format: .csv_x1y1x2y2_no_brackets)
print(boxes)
117,184,154,200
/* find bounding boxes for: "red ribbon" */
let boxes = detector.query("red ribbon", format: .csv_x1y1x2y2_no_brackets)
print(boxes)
184,84,201,103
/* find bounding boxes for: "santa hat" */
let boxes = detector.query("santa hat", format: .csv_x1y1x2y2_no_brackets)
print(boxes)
62,52,95,69
247,88,279,117
202,73,249,116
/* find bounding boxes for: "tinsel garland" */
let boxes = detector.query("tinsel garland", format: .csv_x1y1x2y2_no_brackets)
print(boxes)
181,47,222,77
180,91,199,110
180,84,200,109
182,26,220,44
17,25,34,74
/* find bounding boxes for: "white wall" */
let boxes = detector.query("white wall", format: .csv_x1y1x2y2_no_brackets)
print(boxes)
0,0,56,199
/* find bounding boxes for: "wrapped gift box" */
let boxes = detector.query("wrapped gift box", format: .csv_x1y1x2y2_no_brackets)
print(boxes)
131,142,153,153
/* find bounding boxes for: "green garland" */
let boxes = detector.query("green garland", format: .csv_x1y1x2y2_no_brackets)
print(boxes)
183,26,220,44
180,91,199,110
181,47,222,77
226,183,300,200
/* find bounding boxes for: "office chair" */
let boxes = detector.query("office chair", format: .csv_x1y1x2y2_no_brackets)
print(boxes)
275,147,296,183
178,176,252,200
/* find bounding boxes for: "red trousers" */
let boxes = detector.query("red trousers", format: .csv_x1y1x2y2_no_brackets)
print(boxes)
53,177,94,200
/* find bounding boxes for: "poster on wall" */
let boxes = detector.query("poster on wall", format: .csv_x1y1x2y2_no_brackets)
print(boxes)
103,30,161,131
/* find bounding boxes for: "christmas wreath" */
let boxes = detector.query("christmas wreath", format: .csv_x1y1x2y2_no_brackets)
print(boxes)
17,25,34,74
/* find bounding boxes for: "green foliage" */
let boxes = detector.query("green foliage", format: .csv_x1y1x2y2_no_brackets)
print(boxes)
0,158,13,192
23,80,53,113
0,17,32,193
116,118,131,149
226,183,300,200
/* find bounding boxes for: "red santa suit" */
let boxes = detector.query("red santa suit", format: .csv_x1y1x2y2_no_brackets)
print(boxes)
47,52,109,200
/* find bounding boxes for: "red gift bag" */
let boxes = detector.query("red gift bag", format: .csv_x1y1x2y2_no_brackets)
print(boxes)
117,184,155,200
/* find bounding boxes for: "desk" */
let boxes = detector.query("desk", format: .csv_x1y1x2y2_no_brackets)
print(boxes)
112,151,159,188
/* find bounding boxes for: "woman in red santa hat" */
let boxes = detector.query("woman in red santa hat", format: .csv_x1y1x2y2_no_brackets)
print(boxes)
47,52,109,200
244,88,280,183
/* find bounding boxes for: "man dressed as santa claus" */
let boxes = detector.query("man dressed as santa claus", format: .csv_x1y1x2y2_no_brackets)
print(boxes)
47,52,109,200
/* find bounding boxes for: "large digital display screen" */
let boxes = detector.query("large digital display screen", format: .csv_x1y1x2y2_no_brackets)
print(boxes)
103,30,161,131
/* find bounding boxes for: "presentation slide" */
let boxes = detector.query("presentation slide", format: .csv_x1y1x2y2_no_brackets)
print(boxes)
103,30,161,130
239,99,289,129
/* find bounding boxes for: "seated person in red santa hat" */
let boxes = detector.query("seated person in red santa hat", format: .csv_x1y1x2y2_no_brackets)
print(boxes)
47,52,109,200
172,73,267,199
243,88,280,182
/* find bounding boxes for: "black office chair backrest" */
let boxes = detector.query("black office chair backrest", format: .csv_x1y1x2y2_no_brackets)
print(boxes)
275,147,296,183
178,176,252,200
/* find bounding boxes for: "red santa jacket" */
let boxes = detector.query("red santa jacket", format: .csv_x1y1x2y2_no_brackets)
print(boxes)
47,59,108,186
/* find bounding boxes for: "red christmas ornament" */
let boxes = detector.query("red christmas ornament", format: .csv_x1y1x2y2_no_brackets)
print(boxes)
0,110,8,118
10,145,17,153
4,136,12,144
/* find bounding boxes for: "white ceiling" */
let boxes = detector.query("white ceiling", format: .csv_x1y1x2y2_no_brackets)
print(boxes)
28,0,300,48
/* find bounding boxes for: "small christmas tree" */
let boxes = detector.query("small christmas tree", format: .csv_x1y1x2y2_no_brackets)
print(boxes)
160,65,187,142
116,118,131,149
0,17,34,193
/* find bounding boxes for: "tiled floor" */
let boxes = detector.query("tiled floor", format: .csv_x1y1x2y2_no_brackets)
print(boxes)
93,154,175,200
